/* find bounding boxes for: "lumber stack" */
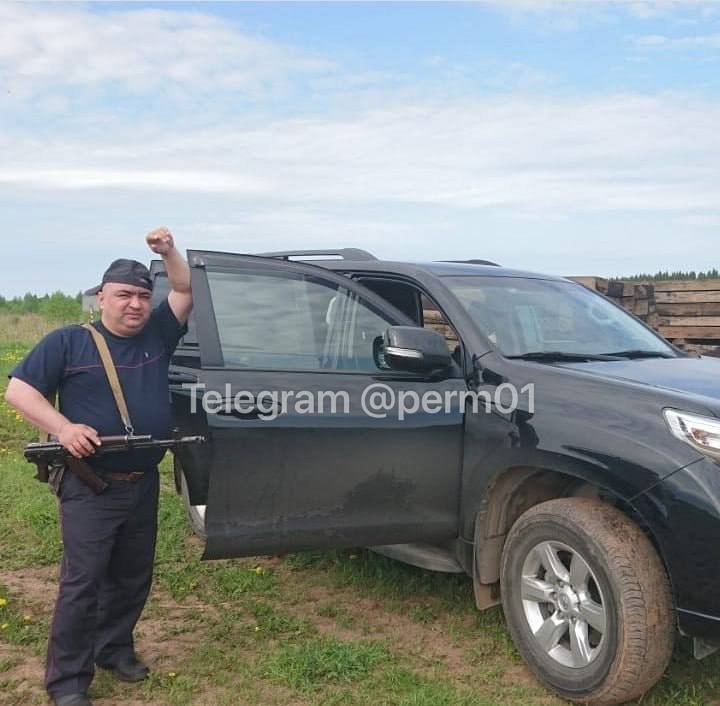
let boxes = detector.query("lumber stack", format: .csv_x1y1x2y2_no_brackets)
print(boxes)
570,277,608,295
651,280,720,352
423,308,459,351
606,281,655,319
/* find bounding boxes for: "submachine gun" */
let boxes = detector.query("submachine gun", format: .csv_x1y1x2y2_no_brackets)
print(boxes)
24,432,205,494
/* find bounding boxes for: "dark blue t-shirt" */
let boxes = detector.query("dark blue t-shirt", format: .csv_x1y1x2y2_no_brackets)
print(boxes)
11,299,187,471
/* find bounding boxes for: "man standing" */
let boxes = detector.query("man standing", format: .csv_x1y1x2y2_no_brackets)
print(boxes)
5,228,193,706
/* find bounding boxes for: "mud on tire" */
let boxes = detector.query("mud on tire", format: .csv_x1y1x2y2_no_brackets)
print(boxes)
500,498,674,705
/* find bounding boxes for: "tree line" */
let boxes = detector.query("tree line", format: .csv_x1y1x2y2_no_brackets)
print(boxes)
0,292,82,321
2,268,720,318
615,269,720,282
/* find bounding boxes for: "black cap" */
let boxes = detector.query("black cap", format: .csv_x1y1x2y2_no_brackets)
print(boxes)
87,259,153,295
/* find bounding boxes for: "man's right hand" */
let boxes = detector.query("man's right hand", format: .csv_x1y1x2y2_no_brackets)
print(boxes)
58,423,101,459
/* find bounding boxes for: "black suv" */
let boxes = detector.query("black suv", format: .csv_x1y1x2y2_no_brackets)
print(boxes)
152,249,720,705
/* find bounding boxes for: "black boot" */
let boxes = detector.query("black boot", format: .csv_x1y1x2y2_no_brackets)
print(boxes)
97,655,150,683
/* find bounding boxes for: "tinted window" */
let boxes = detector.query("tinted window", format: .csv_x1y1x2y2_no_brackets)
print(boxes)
207,270,395,371
354,277,459,355
445,276,673,357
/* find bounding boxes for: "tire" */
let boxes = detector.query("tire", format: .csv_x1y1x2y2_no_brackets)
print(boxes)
499,498,674,705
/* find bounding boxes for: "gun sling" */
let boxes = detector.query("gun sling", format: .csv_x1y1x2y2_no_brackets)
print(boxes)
49,324,139,493
82,323,134,435
25,325,205,492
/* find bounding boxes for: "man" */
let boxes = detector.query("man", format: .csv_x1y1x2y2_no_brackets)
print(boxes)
5,227,193,706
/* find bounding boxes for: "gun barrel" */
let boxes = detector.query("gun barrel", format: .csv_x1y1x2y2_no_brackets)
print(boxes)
23,435,205,461
100,434,153,444
24,442,63,459
114,435,206,450
172,435,206,444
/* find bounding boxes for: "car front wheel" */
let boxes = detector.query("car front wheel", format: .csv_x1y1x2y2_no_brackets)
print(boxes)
500,498,674,705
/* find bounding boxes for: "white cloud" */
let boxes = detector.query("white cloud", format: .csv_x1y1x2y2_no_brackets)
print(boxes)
486,0,717,16
181,210,445,254
0,168,271,194
2,93,719,217
481,0,604,31
483,0,719,28
634,34,669,46
2,3,719,296
0,4,332,97
624,1,717,19
676,213,720,227
634,33,720,49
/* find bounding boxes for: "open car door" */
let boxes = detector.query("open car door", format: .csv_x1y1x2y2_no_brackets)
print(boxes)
169,251,467,560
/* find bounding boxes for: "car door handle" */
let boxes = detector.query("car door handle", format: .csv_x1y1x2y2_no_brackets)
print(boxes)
168,371,199,384
215,404,281,420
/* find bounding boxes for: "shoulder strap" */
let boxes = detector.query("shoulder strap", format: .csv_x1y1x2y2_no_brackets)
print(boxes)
82,323,134,434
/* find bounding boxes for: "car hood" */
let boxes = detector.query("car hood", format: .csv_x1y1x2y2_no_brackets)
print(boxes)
556,355,720,402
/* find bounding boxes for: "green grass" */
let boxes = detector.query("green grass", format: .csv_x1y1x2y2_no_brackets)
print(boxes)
0,364,64,571
286,548,476,610
0,454,63,570
0,583,50,652
2,317,720,705
262,637,388,692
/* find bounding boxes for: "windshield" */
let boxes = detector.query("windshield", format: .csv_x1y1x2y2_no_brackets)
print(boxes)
444,276,675,358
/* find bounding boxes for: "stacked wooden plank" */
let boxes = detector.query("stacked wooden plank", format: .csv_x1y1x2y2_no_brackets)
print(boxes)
423,308,459,351
569,278,653,319
607,282,655,320
570,276,608,295
652,280,720,352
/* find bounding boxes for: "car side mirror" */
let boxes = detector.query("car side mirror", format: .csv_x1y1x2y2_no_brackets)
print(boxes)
383,326,452,373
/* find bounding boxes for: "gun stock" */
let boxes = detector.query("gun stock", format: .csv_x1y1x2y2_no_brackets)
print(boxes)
23,434,205,493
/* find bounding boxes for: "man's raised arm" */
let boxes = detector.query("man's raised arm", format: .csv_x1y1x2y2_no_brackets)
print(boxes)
145,226,193,324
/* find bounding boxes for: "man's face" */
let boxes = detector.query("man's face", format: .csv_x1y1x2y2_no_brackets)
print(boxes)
97,283,152,336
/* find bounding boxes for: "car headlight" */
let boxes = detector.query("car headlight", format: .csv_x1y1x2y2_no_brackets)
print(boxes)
664,409,720,462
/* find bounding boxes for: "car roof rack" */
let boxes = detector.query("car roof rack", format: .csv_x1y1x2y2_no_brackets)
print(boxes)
257,248,377,261
441,259,501,266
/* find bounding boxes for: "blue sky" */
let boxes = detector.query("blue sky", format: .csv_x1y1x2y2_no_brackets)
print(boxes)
1,1,719,296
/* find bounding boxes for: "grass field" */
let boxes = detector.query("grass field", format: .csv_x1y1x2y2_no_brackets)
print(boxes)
1,328,719,706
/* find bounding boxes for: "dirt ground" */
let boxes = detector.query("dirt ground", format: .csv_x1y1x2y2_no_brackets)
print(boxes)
1,561,542,706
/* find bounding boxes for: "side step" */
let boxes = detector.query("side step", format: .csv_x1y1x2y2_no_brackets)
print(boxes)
369,543,464,573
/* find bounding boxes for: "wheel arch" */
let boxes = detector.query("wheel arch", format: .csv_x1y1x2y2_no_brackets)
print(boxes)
471,465,675,613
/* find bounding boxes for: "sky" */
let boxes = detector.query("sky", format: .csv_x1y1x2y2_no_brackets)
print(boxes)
1,0,720,296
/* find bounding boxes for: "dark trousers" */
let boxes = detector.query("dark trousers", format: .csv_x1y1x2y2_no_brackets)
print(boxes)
45,468,159,698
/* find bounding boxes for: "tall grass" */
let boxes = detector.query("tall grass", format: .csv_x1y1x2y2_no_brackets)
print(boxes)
0,313,87,345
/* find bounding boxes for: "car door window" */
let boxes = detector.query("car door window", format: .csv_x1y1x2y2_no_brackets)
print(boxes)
353,275,462,366
421,294,459,353
336,292,394,372
207,270,394,372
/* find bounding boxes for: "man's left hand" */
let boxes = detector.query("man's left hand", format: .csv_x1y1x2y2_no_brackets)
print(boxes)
146,227,175,255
